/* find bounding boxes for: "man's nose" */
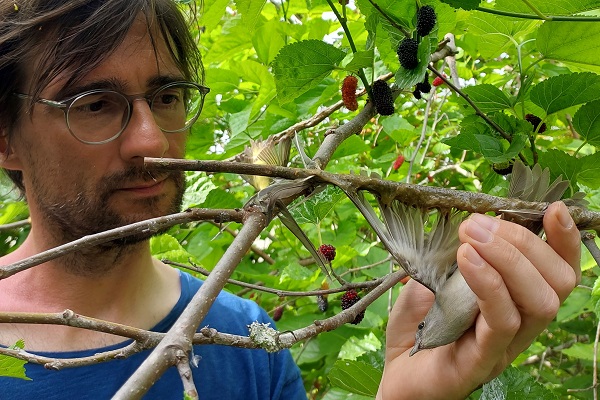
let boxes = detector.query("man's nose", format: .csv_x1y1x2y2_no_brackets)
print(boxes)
118,98,169,161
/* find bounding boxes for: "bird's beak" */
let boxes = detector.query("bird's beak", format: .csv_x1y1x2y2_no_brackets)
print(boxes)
409,343,420,357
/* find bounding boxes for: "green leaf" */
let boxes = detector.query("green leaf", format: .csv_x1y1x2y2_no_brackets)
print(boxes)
328,359,382,397
332,135,371,158
272,40,346,104
460,84,512,113
234,0,266,34
291,186,346,225
579,152,600,189
342,49,375,72
338,333,382,361
562,343,598,362
529,72,600,116
538,21,600,67
440,0,481,10
252,19,286,65
538,149,581,194
198,0,230,33
497,0,600,14
573,99,600,146
466,11,538,58
0,341,30,380
481,366,558,400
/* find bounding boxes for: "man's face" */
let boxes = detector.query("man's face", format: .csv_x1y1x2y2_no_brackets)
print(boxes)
8,17,188,244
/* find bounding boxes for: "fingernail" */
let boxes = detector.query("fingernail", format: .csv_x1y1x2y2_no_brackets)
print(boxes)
467,214,498,243
464,245,485,267
556,202,574,229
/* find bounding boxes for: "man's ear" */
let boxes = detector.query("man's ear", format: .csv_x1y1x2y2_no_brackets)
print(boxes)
0,129,23,170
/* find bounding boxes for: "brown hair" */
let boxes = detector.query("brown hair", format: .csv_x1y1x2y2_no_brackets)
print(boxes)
0,0,203,194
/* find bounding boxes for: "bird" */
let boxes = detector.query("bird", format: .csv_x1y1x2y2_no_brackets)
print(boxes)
338,161,582,355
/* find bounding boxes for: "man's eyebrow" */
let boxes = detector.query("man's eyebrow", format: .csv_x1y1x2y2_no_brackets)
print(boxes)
147,74,188,89
55,78,127,100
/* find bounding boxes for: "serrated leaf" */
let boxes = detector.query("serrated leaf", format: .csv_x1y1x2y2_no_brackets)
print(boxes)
481,366,558,400
272,40,346,104
460,84,512,113
0,343,30,381
573,98,600,146
198,0,230,33
562,343,598,362
466,11,538,58
328,359,382,397
538,21,600,67
580,152,600,188
529,72,600,116
538,150,581,194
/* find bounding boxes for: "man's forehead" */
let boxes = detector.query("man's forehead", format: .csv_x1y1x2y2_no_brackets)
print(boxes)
34,15,183,98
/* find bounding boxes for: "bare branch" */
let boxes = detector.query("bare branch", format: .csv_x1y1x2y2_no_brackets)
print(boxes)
0,208,243,280
145,158,600,232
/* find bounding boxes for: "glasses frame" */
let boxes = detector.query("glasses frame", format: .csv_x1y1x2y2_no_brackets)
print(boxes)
14,81,210,145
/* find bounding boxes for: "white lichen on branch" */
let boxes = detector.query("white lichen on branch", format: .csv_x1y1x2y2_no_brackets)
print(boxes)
248,322,282,353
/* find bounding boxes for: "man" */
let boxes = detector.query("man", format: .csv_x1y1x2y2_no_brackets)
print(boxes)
0,0,581,399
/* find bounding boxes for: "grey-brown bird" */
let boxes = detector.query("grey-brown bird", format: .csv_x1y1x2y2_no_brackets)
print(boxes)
340,162,581,355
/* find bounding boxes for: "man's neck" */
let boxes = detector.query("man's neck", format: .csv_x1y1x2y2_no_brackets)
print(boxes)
0,229,182,351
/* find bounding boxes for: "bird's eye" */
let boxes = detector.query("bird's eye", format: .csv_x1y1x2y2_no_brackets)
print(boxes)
418,321,425,330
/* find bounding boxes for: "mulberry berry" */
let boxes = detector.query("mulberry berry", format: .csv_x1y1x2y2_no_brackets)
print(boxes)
340,289,365,325
432,76,445,87
341,76,358,111
397,38,419,70
415,77,431,94
412,89,422,100
525,114,547,133
273,305,284,321
317,295,329,312
416,5,437,37
371,80,395,116
392,154,405,170
318,244,336,262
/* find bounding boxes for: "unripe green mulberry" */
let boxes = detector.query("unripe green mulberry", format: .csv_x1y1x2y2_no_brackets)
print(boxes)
371,80,395,116
397,38,419,70
416,5,437,37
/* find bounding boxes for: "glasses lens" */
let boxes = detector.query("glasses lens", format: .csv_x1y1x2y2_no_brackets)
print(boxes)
151,83,205,133
66,92,129,144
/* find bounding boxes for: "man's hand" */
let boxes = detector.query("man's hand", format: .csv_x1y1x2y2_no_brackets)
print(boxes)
377,201,581,400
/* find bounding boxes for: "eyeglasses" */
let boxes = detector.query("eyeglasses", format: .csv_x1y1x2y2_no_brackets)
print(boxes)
15,81,210,145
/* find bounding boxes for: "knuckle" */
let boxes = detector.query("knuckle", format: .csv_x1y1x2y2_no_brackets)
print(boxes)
536,291,560,321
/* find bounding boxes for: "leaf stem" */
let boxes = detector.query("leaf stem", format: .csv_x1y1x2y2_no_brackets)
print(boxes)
476,6,600,21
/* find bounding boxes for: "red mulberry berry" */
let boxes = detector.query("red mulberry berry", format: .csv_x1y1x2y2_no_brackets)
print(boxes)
397,38,419,70
525,114,547,133
318,244,336,262
432,76,445,86
372,80,394,116
273,305,284,321
340,289,365,325
416,5,437,37
341,76,358,111
392,154,405,170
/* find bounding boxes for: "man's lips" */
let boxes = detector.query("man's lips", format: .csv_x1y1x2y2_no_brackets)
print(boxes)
116,177,168,195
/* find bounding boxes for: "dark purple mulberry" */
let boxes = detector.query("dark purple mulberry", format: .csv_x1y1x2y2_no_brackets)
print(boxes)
397,38,419,70
371,80,395,116
416,5,437,37
340,289,365,325
525,114,547,133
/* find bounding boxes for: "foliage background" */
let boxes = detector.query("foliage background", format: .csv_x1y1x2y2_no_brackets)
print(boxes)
2,0,600,398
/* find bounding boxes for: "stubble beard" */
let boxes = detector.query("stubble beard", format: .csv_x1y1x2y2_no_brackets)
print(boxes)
31,167,186,276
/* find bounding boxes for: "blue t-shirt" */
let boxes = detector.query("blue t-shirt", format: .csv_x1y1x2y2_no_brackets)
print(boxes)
0,271,306,399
